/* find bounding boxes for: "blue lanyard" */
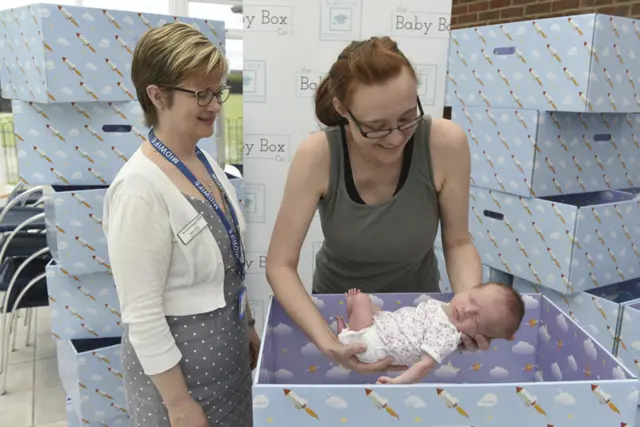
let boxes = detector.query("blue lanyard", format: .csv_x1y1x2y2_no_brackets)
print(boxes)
148,129,245,280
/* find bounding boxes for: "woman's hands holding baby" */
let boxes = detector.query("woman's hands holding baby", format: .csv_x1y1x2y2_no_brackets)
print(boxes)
460,333,491,352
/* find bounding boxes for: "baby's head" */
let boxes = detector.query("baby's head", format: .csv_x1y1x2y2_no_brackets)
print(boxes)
448,282,525,340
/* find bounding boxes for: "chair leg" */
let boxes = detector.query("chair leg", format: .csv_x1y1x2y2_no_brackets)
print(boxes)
23,309,28,326
24,309,33,347
10,313,18,353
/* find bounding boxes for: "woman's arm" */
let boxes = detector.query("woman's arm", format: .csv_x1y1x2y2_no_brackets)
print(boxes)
431,120,488,351
266,134,338,354
432,120,483,293
105,186,190,406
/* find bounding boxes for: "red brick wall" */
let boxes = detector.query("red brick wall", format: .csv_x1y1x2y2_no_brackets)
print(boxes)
451,0,640,29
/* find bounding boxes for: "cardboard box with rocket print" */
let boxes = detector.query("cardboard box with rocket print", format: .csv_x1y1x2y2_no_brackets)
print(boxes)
44,177,244,277
445,14,640,113
252,293,638,427
57,337,127,424
46,259,122,341
66,396,129,427
452,106,640,198
0,4,224,103
435,247,513,293
615,298,640,382
11,100,218,186
44,186,109,276
468,186,640,294
513,276,640,357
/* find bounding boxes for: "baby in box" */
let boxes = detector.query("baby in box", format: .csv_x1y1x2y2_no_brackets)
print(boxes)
337,283,525,384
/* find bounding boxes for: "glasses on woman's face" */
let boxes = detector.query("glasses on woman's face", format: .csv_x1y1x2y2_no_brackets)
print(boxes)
165,85,231,106
348,97,424,139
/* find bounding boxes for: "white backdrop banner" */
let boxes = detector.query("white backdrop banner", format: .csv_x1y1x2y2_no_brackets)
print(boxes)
242,0,453,332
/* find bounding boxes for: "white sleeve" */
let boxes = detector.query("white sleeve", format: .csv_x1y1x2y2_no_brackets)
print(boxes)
104,188,181,376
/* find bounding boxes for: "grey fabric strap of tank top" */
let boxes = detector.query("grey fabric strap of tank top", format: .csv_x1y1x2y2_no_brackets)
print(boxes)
313,118,441,294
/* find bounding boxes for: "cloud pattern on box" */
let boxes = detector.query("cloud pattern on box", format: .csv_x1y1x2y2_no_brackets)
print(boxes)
44,187,109,276
452,107,640,198
253,293,638,426
514,276,640,356
446,14,640,113
57,338,126,424
46,262,122,341
66,396,129,427
0,4,224,103
469,186,640,294
12,100,217,186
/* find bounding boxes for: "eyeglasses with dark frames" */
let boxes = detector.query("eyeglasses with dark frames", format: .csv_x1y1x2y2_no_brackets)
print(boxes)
347,97,424,139
164,85,231,106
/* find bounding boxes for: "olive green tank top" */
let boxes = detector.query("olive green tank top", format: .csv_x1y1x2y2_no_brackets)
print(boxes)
313,117,441,294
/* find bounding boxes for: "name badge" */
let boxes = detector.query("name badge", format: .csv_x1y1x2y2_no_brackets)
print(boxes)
239,286,247,320
177,214,207,245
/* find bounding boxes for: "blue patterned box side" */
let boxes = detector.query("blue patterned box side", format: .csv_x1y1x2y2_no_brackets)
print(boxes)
253,295,639,427
58,337,126,423
469,186,640,293
535,295,634,383
0,4,225,103
445,14,640,113
590,15,640,114
46,260,122,340
514,277,621,354
452,107,640,198
617,300,640,379
66,397,129,427
0,5,48,102
12,100,217,186
44,186,110,276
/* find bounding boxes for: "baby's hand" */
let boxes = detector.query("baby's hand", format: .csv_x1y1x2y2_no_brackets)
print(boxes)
376,376,397,384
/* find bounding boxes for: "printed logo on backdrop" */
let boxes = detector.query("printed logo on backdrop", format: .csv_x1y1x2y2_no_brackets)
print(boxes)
245,252,267,275
311,241,323,272
319,0,363,41
244,183,267,223
296,69,327,98
243,61,267,103
244,134,291,163
391,8,451,39
243,5,293,36
415,65,438,106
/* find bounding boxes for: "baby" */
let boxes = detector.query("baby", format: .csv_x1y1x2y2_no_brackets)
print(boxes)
336,282,525,384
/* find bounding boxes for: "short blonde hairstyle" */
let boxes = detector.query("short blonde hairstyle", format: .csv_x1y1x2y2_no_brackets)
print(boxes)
131,22,228,128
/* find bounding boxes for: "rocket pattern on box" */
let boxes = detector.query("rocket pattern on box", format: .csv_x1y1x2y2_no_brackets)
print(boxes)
253,293,638,427
446,14,640,113
469,186,640,294
57,337,126,424
0,4,224,103
452,107,640,198
44,187,109,276
513,276,640,357
435,247,512,293
11,100,217,186
66,396,129,427
46,260,122,341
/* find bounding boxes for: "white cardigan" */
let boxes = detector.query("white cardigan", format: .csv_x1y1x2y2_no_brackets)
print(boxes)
102,148,246,376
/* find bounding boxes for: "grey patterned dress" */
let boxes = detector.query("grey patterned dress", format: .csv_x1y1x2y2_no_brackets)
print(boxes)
121,195,253,427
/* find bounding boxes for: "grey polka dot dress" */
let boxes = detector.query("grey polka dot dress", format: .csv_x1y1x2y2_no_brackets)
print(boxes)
121,195,253,427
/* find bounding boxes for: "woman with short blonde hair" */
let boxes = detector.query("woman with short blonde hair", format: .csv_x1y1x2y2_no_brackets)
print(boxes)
103,23,257,427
